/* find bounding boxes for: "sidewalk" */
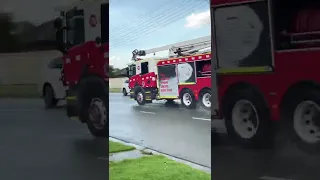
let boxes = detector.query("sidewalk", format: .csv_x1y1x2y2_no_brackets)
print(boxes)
109,137,211,180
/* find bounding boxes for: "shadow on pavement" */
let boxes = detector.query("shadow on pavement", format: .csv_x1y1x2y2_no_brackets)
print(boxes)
72,137,108,158
212,130,320,180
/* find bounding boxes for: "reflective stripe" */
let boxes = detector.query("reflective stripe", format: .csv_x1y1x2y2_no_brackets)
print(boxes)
179,82,196,85
70,116,79,120
66,96,76,100
217,66,272,74
159,96,177,99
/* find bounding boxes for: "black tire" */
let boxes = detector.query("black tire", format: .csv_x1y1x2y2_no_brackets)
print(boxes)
288,88,320,153
122,88,127,96
199,88,211,110
78,76,108,137
44,85,58,109
134,86,146,105
180,89,196,109
224,88,273,148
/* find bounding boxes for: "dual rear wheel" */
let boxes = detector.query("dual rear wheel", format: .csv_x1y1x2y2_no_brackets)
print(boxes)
180,88,211,110
224,87,320,152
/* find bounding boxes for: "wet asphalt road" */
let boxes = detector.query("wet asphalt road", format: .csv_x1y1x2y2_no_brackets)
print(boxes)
212,120,320,180
0,99,108,180
109,93,211,167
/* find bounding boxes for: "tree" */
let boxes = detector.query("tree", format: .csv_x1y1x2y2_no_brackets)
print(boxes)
109,65,116,78
0,12,18,52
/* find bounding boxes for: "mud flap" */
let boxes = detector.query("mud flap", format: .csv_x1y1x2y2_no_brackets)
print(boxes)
66,89,79,120
145,91,152,102
130,89,135,100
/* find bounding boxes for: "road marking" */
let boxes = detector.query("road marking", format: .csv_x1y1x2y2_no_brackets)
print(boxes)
259,176,292,180
139,111,156,114
192,117,211,121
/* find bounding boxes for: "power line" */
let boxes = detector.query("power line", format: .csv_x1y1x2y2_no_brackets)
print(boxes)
110,1,206,46
109,0,176,35
110,0,197,39
110,2,207,48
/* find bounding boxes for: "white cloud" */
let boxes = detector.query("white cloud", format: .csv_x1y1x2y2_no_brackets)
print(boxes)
110,55,131,69
184,10,210,28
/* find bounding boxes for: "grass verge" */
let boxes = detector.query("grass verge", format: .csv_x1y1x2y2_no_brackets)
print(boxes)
109,88,121,93
109,140,135,153
0,84,39,98
109,155,210,180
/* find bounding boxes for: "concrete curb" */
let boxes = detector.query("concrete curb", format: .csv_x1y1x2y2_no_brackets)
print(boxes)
109,137,211,174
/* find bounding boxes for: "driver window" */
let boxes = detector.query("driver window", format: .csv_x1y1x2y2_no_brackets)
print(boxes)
141,62,149,75
65,9,85,47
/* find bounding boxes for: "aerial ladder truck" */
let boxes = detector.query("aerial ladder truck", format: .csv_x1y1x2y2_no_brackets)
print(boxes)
127,36,212,109
53,0,109,137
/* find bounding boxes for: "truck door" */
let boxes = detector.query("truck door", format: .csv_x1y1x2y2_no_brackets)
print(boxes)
64,9,85,47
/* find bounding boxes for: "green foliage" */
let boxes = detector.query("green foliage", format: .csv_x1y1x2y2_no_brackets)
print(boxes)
0,12,19,53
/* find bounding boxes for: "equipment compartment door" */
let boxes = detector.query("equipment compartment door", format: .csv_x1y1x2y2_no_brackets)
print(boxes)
157,64,179,98
177,62,196,85
213,0,273,70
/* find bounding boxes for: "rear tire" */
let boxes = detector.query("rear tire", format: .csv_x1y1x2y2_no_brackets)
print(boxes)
224,88,273,148
78,76,108,137
122,88,127,96
44,85,58,109
289,88,320,153
180,89,196,109
199,88,211,110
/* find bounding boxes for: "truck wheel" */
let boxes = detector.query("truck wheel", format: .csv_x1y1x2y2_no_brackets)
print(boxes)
199,88,211,110
78,76,108,137
44,85,57,108
290,88,320,153
180,89,196,109
135,87,146,105
122,88,127,96
224,88,273,148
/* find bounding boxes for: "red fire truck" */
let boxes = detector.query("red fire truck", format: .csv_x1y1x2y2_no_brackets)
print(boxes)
54,0,109,137
128,36,212,109
211,0,320,151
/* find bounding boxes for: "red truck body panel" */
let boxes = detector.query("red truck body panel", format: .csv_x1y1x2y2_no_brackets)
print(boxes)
211,0,320,121
63,41,108,85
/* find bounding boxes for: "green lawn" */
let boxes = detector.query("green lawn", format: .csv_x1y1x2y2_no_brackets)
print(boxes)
109,155,210,180
109,140,135,153
0,84,39,98
109,88,121,93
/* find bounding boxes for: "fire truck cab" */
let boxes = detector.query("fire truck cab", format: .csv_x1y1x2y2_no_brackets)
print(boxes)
211,0,320,151
54,0,109,137
128,36,212,109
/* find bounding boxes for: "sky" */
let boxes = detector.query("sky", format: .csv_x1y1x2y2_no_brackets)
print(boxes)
109,0,211,69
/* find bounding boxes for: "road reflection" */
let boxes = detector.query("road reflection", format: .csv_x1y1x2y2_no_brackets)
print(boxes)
212,131,320,180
